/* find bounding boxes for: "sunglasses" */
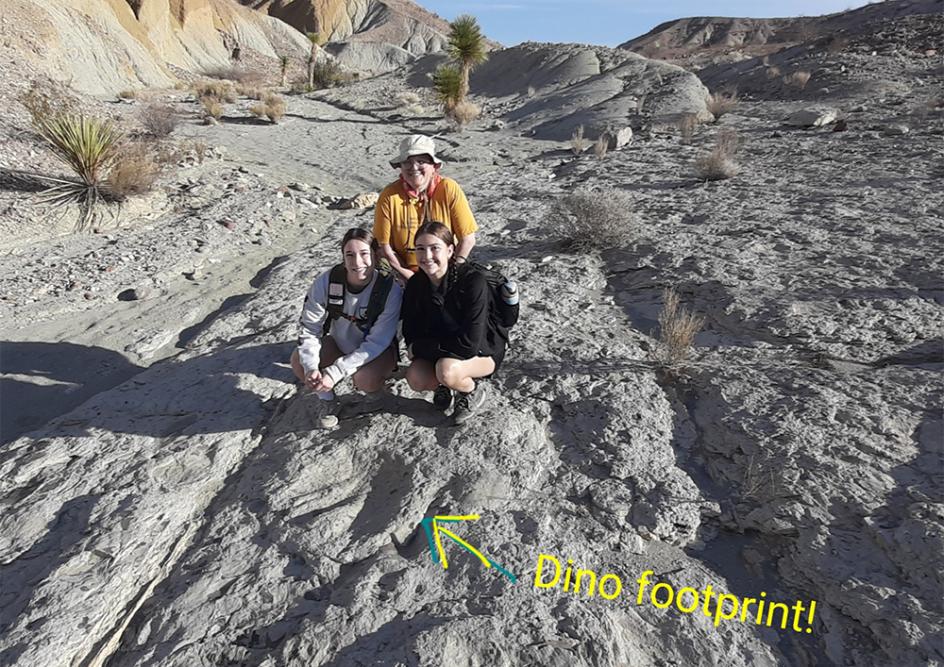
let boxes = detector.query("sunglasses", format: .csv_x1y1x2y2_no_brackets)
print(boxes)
401,156,434,167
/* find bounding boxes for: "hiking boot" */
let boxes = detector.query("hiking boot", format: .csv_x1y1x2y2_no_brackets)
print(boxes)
452,384,485,425
432,384,453,411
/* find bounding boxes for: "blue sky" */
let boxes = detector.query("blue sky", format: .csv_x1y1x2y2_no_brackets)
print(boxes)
419,1,873,47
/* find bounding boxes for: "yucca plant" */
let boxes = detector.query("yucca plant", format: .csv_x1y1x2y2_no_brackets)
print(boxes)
432,64,463,112
33,113,123,230
447,15,488,101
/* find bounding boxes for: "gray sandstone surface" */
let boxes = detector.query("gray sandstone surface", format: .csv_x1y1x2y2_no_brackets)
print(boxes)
0,3,942,666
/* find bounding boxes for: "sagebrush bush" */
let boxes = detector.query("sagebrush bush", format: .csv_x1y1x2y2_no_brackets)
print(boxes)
195,81,235,102
20,81,78,126
140,103,178,137
657,287,704,367
570,125,587,154
550,189,637,251
448,100,480,127
118,89,139,100
106,143,159,200
202,66,260,84
262,93,285,122
695,129,739,181
707,92,737,120
200,96,223,121
236,84,265,100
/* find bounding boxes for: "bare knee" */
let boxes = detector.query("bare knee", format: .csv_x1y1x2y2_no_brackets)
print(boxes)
436,359,465,390
353,370,383,393
407,361,438,392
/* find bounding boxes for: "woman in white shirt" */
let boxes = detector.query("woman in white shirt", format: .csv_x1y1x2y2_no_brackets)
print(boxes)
290,228,403,399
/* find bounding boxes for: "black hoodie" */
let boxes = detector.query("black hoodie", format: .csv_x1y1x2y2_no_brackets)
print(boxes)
401,263,507,368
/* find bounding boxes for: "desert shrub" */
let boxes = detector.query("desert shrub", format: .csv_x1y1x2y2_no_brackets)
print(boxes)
310,60,346,89
448,100,480,127
706,91,737,120
106,143,159,200
432,65,462,112
402,103,424,116
117,89,139,100
19,81,79,126
140,102,178,137
262,93,286,122
249,103,266,118
695,129,739,181
549,189,637,251
202,66,260,84
677,113,699,143
766,66,782,79
200,95,223,121
593,134,608,160
657,287,704,367
194,80,235,102
236,84,265,99
784,70,811,90
396,91,421,106
33,113,123,230
570,125,587,154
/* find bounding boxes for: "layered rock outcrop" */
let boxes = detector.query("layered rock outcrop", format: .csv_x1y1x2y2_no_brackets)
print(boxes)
2,0,310,94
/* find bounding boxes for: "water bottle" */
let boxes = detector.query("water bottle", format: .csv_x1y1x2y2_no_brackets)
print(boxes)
500,281,519,306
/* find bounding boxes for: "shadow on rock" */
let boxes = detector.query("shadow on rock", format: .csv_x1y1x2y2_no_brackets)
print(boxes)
6,341,296,440
0,341,146,445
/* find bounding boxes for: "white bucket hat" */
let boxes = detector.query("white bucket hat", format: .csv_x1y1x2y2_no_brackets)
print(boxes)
389,134,443,168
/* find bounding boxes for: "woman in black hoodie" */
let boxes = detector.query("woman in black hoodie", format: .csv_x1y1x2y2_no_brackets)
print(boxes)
401,221,507,424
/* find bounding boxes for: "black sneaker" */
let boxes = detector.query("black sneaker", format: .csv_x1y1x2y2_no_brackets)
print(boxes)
432,384,453,411
452,385,485,425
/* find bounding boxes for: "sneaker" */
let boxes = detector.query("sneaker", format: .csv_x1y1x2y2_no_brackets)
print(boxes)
452,385,485,425
432,384,453,411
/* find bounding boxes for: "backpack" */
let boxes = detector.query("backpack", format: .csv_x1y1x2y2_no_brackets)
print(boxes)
466,261,519,329
323,265,395,335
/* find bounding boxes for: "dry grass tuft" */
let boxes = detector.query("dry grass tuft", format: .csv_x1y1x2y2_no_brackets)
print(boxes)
593,134,608,160
766,66,782,79
195,81,236,103
570,125,587,155
117,89,139,100
784,70,811,90
448,100,480,127
309,60,346,89
262,93,285,122
106,143,160,200
550,189,637,251
236,84,266,100
140,103,178,137
695,129,739,181
200,95,223,122
677,113,699,143
396,91,421,106
657,288,704,367
706,92,737,120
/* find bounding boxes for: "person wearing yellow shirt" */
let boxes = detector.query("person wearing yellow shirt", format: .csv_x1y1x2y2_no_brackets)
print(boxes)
373,135,478,284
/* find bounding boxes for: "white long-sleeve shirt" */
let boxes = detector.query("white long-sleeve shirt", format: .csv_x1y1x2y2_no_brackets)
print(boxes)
297,269,403,383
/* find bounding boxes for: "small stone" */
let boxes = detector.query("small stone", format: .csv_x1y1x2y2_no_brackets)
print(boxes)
319,415,339,429
883,123,910,136
540,255,554,264
607,126,634,150
785,108,838,128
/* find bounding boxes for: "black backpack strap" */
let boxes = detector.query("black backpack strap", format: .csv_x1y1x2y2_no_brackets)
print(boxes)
361,270,395,333
323,264,347,335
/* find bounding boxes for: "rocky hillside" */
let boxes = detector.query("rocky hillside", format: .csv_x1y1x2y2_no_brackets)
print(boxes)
241,0,450,52
620,0,942,66
0,0,311,95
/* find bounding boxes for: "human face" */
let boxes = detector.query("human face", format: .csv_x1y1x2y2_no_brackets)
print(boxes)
343,238,374,287
414,233,454,283
399,154,437,191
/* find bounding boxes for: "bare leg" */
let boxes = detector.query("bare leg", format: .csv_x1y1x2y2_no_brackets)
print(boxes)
436,356,495,394
406,358,440,392
352,345,398,393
